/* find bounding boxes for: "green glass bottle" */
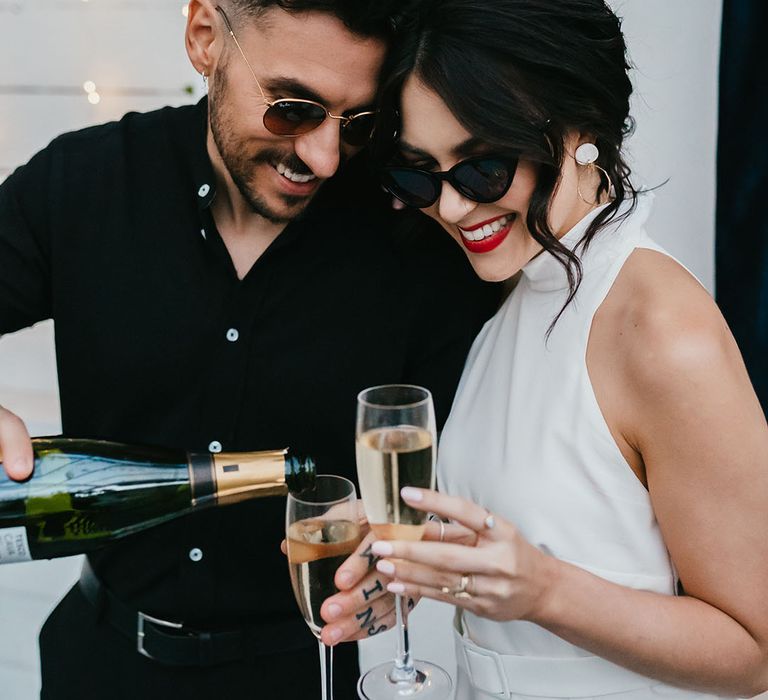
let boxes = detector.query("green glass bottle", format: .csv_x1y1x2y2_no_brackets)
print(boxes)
0,437,315,564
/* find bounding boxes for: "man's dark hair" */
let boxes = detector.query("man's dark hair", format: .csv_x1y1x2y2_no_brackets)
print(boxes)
227,0,404,39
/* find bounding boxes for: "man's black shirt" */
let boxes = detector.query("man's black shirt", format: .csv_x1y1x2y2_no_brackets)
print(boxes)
0,100,496,637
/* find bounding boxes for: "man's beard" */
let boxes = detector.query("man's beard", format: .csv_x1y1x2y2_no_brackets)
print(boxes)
209,61,317,224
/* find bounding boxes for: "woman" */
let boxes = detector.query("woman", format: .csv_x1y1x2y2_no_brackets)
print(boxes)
320,1,768,697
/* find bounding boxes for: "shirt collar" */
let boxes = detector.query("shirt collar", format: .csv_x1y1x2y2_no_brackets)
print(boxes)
190,97,217,212
164,96,216,212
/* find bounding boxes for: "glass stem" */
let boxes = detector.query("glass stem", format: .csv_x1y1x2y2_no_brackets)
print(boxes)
390,593,416,683
318,639,334,700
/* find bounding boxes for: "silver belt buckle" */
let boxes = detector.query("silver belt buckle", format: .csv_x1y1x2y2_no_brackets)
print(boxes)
137,610,184,659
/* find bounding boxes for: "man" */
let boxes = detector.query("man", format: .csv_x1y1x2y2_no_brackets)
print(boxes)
0,1,496,697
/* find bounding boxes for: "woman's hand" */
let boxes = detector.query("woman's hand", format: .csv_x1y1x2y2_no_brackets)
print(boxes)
371,487,560,624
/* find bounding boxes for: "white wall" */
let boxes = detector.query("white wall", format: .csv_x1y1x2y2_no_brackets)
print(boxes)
614,0,722,292
0,1,724,697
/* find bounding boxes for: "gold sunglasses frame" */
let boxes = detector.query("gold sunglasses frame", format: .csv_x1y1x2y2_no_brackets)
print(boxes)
214,5,377,140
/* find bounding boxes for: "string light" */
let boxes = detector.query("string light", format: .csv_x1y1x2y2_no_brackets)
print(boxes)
1,0,200,181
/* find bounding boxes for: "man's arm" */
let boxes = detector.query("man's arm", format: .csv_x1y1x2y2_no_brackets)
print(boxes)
0,146,54,334
0,146,57,479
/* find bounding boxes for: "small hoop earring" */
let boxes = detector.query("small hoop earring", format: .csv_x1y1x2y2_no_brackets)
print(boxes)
575,142,610,205
201,71,208,91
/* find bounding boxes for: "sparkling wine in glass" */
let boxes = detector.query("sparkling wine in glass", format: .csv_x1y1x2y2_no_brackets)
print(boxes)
355,385,452,699
287,475,363,700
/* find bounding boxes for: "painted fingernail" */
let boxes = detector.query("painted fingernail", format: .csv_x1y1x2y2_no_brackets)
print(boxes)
325,603,342,620
387,582,405,594
376,560,395,576
401,487,423,502
337,571,353,587
371,541,393,556
328,627,342,643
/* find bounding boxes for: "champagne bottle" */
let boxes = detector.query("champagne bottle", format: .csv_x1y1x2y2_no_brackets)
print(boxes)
0,437,315,564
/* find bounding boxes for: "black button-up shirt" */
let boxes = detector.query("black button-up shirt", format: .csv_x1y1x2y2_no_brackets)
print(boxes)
0,99,497,634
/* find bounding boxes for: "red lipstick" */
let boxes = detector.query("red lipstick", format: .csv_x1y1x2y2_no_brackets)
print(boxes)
458,214,516,254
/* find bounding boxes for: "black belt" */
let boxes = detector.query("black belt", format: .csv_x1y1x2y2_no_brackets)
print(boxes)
78,558,313,667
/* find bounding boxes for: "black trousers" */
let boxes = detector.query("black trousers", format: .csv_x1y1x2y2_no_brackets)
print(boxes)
39,585,360,699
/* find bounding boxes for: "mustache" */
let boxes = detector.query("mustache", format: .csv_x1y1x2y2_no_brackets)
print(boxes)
254,150,314,177
254,149,349,179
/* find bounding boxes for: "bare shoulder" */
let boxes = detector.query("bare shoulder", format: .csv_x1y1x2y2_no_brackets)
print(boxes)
588,245,764,459
597,247,740,395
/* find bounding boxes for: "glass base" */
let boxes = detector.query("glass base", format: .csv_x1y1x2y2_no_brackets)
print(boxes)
357,660,452,699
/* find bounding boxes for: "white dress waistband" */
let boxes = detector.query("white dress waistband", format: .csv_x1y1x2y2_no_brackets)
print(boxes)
453,611,659,698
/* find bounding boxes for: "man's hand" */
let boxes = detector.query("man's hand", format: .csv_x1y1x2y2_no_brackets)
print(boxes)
319,530,405,646
318,516,478,645
0,405,34,480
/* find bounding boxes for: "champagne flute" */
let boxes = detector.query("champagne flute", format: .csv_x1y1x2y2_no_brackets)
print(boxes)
287,475,363,700
355,385,452,699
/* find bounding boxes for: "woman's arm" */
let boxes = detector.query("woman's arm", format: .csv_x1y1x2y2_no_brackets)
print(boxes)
566,250,768,694
373,252,768,696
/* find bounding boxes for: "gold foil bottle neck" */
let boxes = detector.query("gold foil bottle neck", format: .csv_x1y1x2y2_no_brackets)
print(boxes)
212,449,288,504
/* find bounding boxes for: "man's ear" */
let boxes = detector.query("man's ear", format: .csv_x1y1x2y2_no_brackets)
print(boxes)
185,0,219,77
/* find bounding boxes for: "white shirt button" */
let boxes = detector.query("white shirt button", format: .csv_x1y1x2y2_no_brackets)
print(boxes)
226,328,239,342
208,440,222,453
189,548,203,562
198,184,210,197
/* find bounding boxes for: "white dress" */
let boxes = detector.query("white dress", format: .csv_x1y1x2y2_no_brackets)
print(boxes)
438,196,727,699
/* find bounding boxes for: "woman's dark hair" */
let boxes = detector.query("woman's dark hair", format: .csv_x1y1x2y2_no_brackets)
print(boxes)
377,0,637,329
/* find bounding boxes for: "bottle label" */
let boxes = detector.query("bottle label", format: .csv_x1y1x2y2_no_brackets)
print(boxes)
0,527,31,563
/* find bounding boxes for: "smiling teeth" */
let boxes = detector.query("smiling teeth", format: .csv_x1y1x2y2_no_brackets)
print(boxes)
459,215,512,241
276,163,317,184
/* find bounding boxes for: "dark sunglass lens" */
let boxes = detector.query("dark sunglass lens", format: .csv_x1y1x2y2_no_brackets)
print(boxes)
382,169,439,208
264,101,326,136
454,158,516,202
341,114,376,146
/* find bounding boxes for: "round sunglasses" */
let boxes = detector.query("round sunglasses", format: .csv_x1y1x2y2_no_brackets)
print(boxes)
381,155,520,209
216,6,377,147
261,99,377,147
